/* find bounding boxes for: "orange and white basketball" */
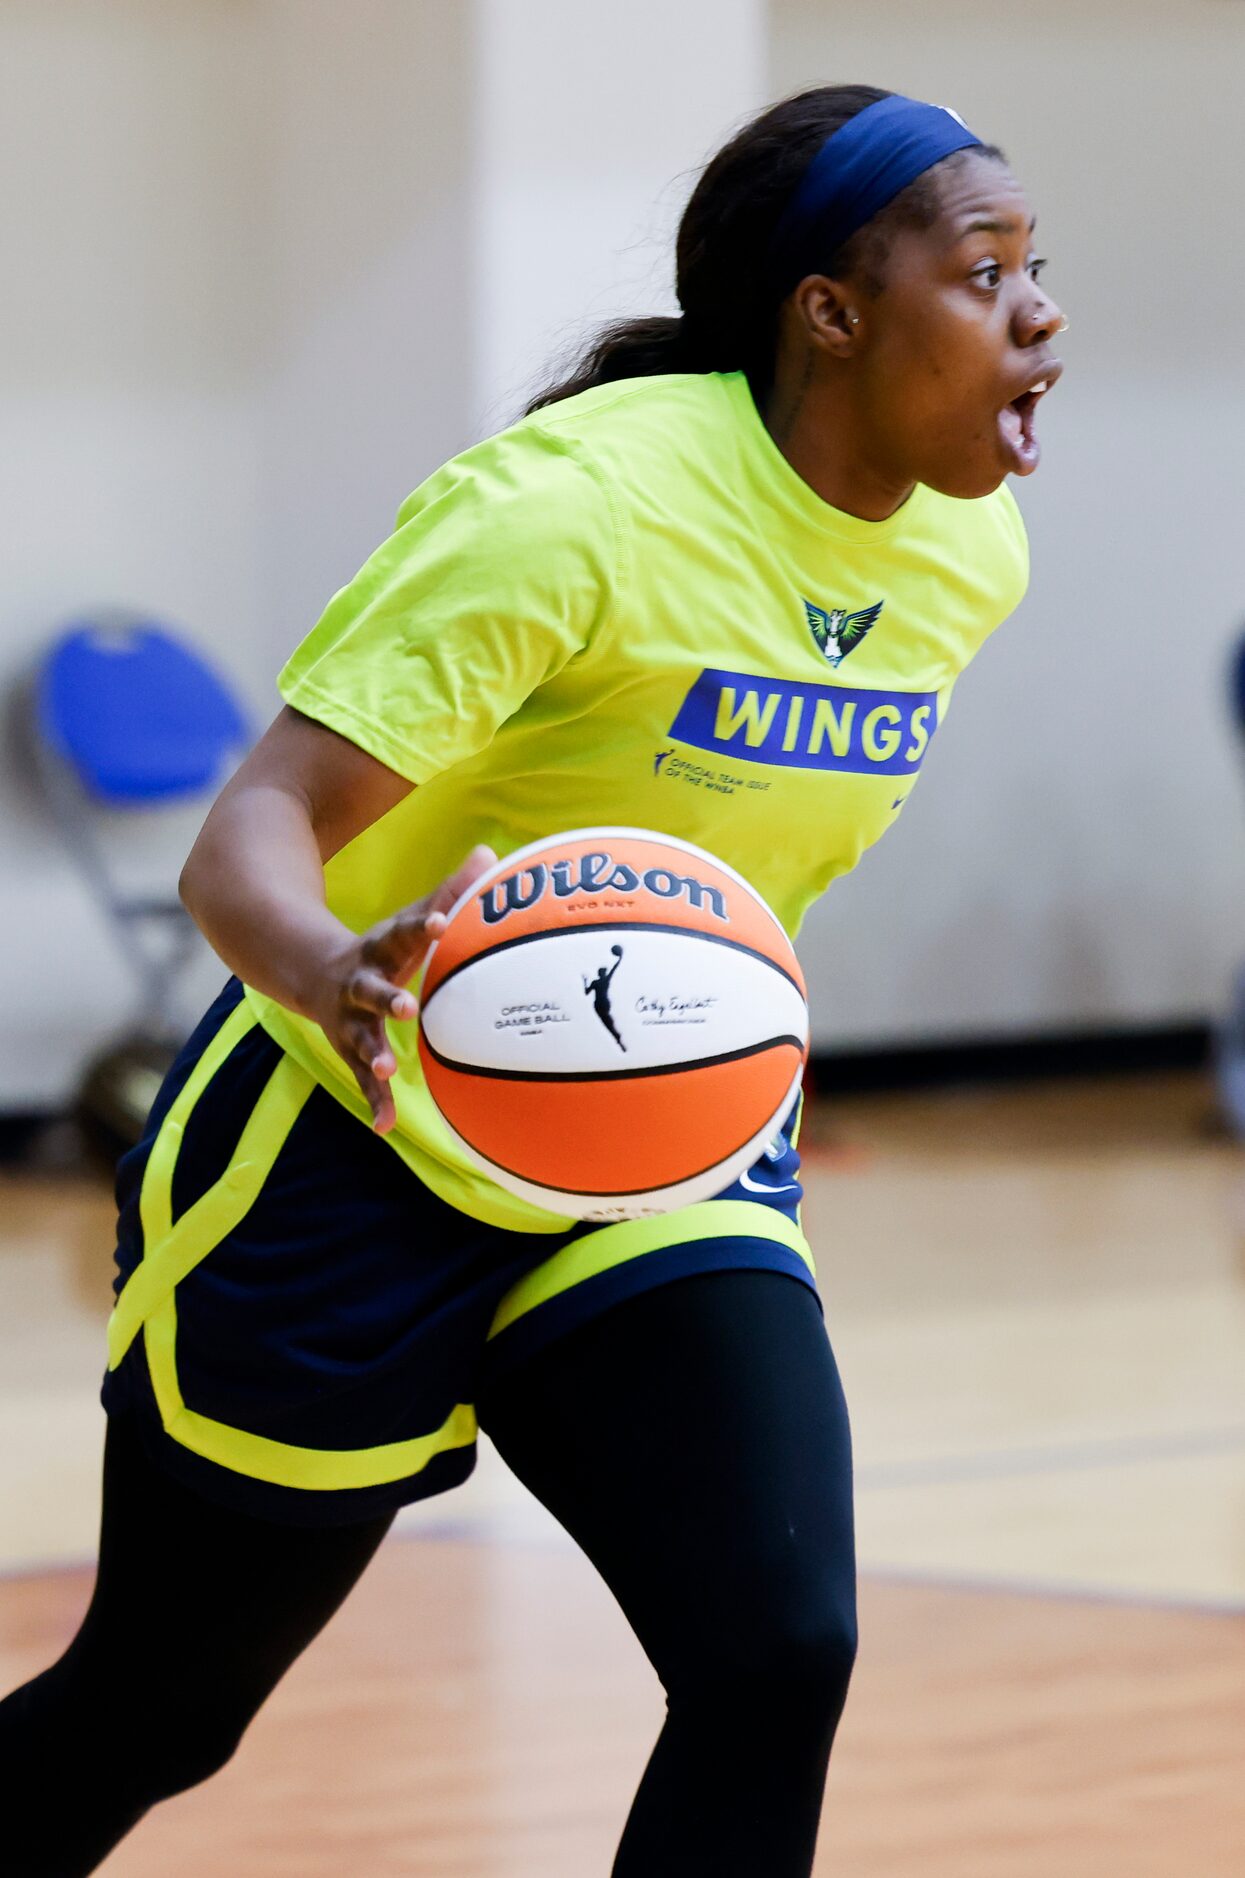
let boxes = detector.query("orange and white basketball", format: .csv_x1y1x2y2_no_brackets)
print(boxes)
417,828,809,1220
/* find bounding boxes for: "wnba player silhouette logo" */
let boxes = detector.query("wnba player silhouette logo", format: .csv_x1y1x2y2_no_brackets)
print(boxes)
584,944,626,1052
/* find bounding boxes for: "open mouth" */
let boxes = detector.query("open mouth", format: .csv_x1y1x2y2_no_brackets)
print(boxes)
998,374,1056,476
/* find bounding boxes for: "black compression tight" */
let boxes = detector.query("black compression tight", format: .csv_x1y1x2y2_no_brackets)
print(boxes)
0,1418,394,1877
480,1272,859,1876
0,1272,857,1877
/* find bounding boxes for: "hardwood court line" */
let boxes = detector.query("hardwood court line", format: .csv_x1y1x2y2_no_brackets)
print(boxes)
0,1554,98,1587
375,1520,1245,1619
853,1419,1245,1489
9,1521,1242,1622
10,1418,1244,1566
6,1532,1244,1620
860,1563,1245,1618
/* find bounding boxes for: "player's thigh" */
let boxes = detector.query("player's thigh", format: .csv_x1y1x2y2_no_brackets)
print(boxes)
77,1415,395,1728
478,1269,857,1681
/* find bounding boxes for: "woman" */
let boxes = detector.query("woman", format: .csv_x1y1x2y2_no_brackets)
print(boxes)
2,84,1063,1876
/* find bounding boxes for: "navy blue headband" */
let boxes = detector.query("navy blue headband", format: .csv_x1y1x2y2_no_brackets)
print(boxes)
769,94,982,289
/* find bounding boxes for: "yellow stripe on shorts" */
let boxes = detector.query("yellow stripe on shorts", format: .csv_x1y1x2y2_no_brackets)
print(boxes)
107,1003,478,1493
488,1199,815,1341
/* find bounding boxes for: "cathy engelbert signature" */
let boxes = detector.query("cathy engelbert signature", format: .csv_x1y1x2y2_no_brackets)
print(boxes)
633,993,718,1025
493,992,719,1034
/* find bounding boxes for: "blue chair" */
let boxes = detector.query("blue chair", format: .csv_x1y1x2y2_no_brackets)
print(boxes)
1215,625,1245,1136
33,615,251,1046
1231,629,1245,747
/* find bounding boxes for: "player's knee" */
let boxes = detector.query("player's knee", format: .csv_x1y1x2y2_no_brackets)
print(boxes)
804,1602,858,1720
670,1584,858,1728
134,1705,251,1805
750,1597,858,1725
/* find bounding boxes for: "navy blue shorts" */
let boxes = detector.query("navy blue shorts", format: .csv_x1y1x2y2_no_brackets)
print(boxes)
103,980,818,1525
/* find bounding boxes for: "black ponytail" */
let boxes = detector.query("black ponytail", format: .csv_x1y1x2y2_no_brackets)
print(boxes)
526,85,888,413
526,83,1004,415
530,314,701,409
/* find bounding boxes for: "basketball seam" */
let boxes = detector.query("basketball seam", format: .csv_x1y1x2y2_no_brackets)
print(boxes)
420,921,805,1011
419,1033,806,1085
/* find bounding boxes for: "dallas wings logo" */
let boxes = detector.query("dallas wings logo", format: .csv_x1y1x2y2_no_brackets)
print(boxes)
803,597,884,668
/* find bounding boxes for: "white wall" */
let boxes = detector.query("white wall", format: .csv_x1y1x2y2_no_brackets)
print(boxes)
0,0,476,1104
255,0,476,652
0,2,271,1101
772,0,1245,1043
470,0,767,424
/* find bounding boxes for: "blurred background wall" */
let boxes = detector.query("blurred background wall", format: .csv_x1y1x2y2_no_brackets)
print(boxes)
1,1,271,1103
1,0,1241,1105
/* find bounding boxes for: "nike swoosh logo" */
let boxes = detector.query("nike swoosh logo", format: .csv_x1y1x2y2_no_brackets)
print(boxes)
737,1169,800,1196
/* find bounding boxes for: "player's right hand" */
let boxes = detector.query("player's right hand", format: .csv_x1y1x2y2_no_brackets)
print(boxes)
310,845,497,1134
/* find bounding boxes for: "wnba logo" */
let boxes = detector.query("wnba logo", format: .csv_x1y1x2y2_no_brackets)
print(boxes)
478,850,729,926
583,944,627,1052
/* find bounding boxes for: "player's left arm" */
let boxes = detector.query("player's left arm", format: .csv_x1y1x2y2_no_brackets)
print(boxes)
179,704,495,1129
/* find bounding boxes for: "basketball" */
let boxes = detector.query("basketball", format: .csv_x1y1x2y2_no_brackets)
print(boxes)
417,828,809,1219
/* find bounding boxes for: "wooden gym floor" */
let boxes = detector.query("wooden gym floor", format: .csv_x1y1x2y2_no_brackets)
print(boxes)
2,1072,1243,1873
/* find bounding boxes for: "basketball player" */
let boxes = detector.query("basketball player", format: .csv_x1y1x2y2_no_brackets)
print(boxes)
1,86,1064,1876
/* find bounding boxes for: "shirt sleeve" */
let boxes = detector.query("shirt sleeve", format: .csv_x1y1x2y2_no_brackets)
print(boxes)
277,424,619,784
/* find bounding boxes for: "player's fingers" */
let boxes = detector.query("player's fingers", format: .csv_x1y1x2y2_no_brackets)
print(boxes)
341,1021,398,1131
392,845,500,966
427,843,498,917
363,899,449,981
365,847,498,982
363,908,438,980
341,1010,387,1073
362,925,433,989
353,1058,397,1133
343,965,418,1023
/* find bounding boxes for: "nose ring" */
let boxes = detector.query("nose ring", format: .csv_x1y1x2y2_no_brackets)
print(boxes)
1055,316,1070,335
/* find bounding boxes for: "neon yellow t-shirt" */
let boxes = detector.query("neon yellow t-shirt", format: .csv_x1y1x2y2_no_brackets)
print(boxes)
253,370,1028,1228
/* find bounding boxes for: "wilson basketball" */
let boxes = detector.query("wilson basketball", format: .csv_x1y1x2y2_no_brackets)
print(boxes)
417,828,809,1219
